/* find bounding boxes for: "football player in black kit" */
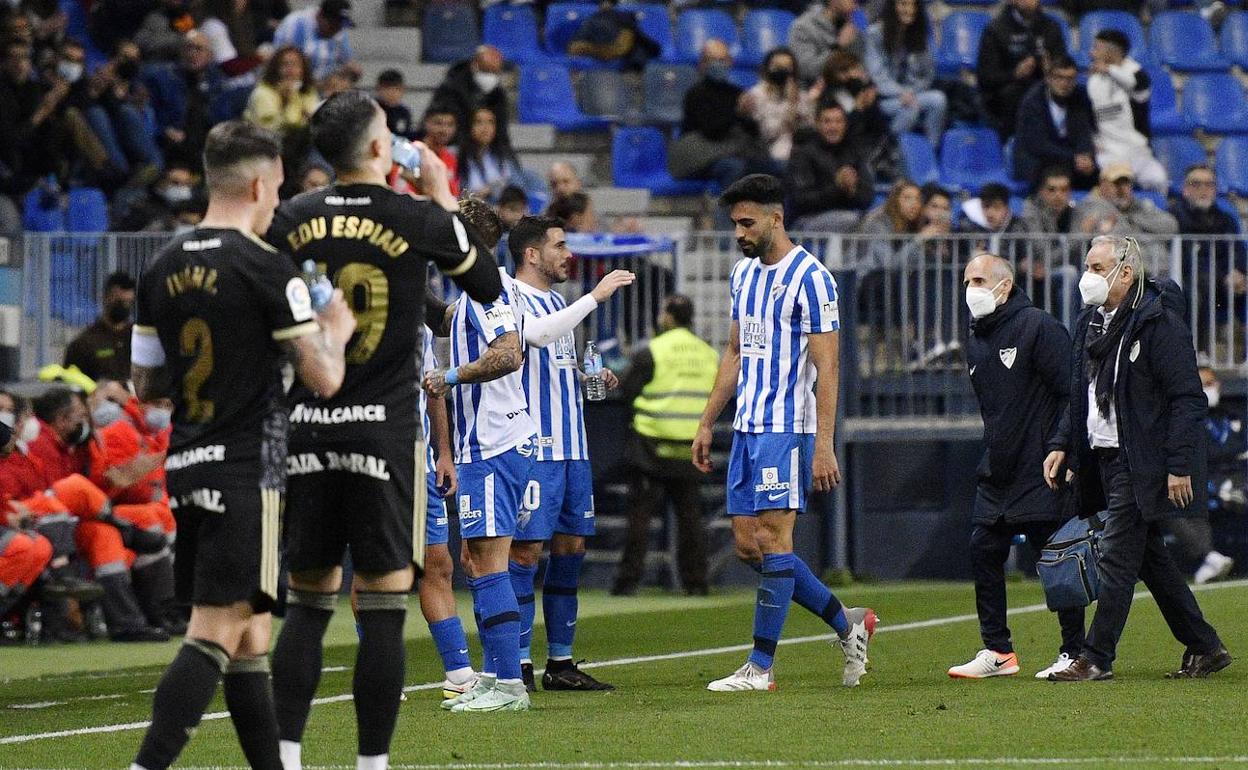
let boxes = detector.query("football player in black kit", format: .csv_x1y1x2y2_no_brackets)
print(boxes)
128,121,356,770
266,90,503,770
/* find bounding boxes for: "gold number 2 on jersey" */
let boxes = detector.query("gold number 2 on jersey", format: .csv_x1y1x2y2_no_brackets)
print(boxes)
180,317,214,423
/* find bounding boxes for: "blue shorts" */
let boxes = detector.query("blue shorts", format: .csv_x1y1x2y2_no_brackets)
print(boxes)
456,443,536,539
426,470,449,546
515,459,596,542
726,432,815,515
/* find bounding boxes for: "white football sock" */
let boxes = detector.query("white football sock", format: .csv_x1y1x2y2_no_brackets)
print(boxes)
280,739,302,770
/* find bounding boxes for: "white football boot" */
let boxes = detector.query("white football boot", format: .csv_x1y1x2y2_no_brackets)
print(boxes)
947,649,1020,679
839,607,878,687
706,661,776,692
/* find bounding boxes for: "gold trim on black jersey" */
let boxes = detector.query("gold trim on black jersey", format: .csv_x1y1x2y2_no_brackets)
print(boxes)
440,246,478,277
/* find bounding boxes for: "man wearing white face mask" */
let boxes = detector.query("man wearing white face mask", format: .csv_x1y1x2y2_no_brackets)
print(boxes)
1044,235,1230,682
432,44,510,147
948,254,1085,680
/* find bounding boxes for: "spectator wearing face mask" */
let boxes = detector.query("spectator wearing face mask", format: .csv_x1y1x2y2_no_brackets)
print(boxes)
76,41,165,187
63,272,136,383
790,0,867,86
432,44,510,146
817,49,900,185
134,0,197,62
112,162,198,231
739,47,816,163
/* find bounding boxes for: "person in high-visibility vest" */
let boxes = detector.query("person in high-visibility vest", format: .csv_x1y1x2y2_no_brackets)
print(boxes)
611,294,719,596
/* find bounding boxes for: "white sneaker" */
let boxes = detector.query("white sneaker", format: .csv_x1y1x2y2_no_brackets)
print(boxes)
707,661,775,692
1035,652,1075,679
947,649,1020,679
440,674,494,710
839,607,878,687
440,673,478,700
450,681,530,712
1194,552,1234,585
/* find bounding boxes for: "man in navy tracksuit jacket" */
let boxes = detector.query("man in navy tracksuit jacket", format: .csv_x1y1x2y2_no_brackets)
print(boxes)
948,254,1085,681
1045,235,1231,681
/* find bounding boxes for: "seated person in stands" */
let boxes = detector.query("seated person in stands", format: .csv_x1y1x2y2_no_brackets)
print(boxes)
865,0,946,146
497,185,528,232
961,183,1025,239
298,160,333,194
375,68,416,139
785,101,873,231
739,47,816,164
112,163,200,232
1013,54,1098,191
818,49,900,184
459,105,525,203
420,102,460,196
1087,30,1167,193
547,191,598,233
1022,166,1076,234
790,0,866,85
547,161,583,198
431,44,509,146
856,178,923,268
976,0,1068,139
140,30,230,169
1073,161,1177,237
1018,166,1082,318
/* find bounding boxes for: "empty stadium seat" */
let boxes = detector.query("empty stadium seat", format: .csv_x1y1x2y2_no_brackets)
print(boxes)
1146,66,1190,136
673,9,739,65
899,134,939,185
729,68,759,89
740,10,796,68
66,188,108,233
1182,73,1248,134
579,69,628,118
935,11,989,75
483,4,545,64
518,63,611,131
1215,136,1248,195
1153,135,1209,195
21,187,64,233
1220,12,1248,69
1047,13,1073,53
612,126,708,196
421,1,480,63
622,4,675,62
1076,11,1148,69
642,62,698,125
1150,12,1228,72
545,3,600,56
939,127,1010,193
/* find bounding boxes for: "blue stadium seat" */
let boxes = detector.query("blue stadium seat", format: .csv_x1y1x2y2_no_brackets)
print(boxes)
673,9,739,65
1220,12,1248,69
1215,136,1248,195
622,4,675,62
1076,11,1147,69
421,2,481,63
484,4,546,64
612,127,708,196
935,11,990,75
1047,12,1073,53
898,134,939,185
66,188,108,233
728,67,758,89
22,188,64,232
1182,73,1248,134
939,127,1010,193
740,10,796,68
579,69,627,118
1217,197,1243,231
1146,66,1190,136
544,3,599,57
1150,12,1228,72
642,62,698,125
517,63,611,131
1153,135,1208,195
59,0,109,73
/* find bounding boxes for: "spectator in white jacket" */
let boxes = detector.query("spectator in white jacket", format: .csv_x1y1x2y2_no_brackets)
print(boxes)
1086,29,1167,193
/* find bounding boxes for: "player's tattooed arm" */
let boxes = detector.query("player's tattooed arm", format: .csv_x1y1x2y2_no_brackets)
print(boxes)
423,331,522,397
281,289,357,398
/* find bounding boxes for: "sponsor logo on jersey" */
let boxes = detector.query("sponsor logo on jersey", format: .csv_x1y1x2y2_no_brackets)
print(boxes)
324,195,372,206
483,306,512,327
323,451,391,480
286,452,325,476
180,488,225,513
165,444,225,471
181,238,222,252
286,277,314,323
290,403,388,425
458,495,482,522
754,465,791,493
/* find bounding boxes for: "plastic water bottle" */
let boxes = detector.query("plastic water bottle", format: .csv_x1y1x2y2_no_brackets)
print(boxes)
301,260,333,312
390,136,422,175
584,340,606,402
1011,534,1027,546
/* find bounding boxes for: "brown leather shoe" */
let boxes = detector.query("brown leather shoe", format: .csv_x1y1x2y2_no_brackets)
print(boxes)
1048,655,1112,681
1166,647,1232,679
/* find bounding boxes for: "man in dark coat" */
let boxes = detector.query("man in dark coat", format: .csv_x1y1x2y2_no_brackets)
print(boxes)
948,254,1085,680
976,0,1068,140
430,44,509,146
1012,55,1099,191
1044,235,1231,681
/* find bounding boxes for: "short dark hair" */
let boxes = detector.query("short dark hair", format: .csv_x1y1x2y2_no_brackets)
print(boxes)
311,90,380,172
376,68,404,88
423,101,456,121
719,173,785,208
32,387,77,423
920,182,950,204
1185,163,1216,180
508,215,564,265
546,192,590,221
1095,29,1130,54
458,196,503,249
104,272,136,294
663,294,694,328
1039,165,1072,187
202,120,282,192
1048,53,1077,72
498,185,528,209
979,183,1010,207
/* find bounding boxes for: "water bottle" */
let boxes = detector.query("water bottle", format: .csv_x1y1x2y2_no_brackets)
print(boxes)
301,260,333,312
584,340,606,402
1011,534,1027,546
391,136,422,175
24,604,42,645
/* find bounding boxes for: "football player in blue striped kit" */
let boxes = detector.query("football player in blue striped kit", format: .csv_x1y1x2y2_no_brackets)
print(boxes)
507,216,634,691
691,174,877,692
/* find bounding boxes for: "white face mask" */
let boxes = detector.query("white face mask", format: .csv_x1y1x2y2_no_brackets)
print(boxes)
161,184,193,204
1205,386,1220,409
57,60,84,84
144,407,173,432
92,400,123,428
1078,259,1125,306
965,279,1006,319
20,416,40,444
0,410,14,430
473,71,500,93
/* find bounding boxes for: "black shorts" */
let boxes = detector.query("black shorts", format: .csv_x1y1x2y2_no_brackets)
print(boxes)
284,435,425,574
168,463,281,613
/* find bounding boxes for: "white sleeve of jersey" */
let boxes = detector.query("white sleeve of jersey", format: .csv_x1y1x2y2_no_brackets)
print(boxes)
131,327,167,367
523,294,598,348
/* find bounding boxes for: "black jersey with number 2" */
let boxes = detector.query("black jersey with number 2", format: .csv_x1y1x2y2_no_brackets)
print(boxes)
135,227,319,458
266,183,500,439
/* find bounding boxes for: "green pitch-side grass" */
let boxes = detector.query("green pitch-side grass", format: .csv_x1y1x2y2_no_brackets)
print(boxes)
2,581,1245,769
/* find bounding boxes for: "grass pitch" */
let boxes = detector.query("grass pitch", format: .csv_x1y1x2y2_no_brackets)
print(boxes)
2,580,1246,769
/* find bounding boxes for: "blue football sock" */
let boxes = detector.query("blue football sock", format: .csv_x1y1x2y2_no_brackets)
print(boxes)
792,556,848,635
427,617,471,676
468,579,495,676
472,571,522,682
508,560,538,663
747,552,795,670
542,552,584,660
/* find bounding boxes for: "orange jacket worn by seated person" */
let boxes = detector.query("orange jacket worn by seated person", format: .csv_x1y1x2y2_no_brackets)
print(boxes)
91,399,171,508
0,525,53,606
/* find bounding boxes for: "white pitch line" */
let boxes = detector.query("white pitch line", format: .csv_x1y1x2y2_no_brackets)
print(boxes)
2,579,1245,749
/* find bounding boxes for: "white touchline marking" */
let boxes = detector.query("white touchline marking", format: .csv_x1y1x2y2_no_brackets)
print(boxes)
2,580,1244,748
6,693,126,710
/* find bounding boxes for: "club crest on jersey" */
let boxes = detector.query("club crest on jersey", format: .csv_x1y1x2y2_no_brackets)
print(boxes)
999,347,1017,369
1129,340,1141,362
771,283,787,298
515,437,536,458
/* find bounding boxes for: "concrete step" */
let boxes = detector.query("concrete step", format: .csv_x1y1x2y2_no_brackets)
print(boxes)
359,60,447,89
352,27,422,61
291,0,384,26
638,216,693,237
510,123,555,151
588,187,648,216
401,90,433,119
518,152,596,185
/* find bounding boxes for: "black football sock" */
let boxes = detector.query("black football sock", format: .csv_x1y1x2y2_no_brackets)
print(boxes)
353,591,408,759
223,656,282,770
133,638,228,770
271,590,335,744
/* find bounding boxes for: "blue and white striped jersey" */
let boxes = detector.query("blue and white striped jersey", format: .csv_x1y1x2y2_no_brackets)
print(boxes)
271,7,354,82
419,326,436,474
730,246,840,434
515,280,588,462
450,268,535,463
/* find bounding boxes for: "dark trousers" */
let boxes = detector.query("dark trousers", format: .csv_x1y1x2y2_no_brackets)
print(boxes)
972,518,1086,657
1082,449,1223,669
614,436,707,592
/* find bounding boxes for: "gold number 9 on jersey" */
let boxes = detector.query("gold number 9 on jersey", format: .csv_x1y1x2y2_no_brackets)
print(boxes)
180,318,214,423
335,262,389,364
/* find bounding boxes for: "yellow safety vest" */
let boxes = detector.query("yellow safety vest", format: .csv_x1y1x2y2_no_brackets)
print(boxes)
632,327,719,457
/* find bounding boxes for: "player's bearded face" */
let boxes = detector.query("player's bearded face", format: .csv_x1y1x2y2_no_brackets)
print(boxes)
537,228,571,283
